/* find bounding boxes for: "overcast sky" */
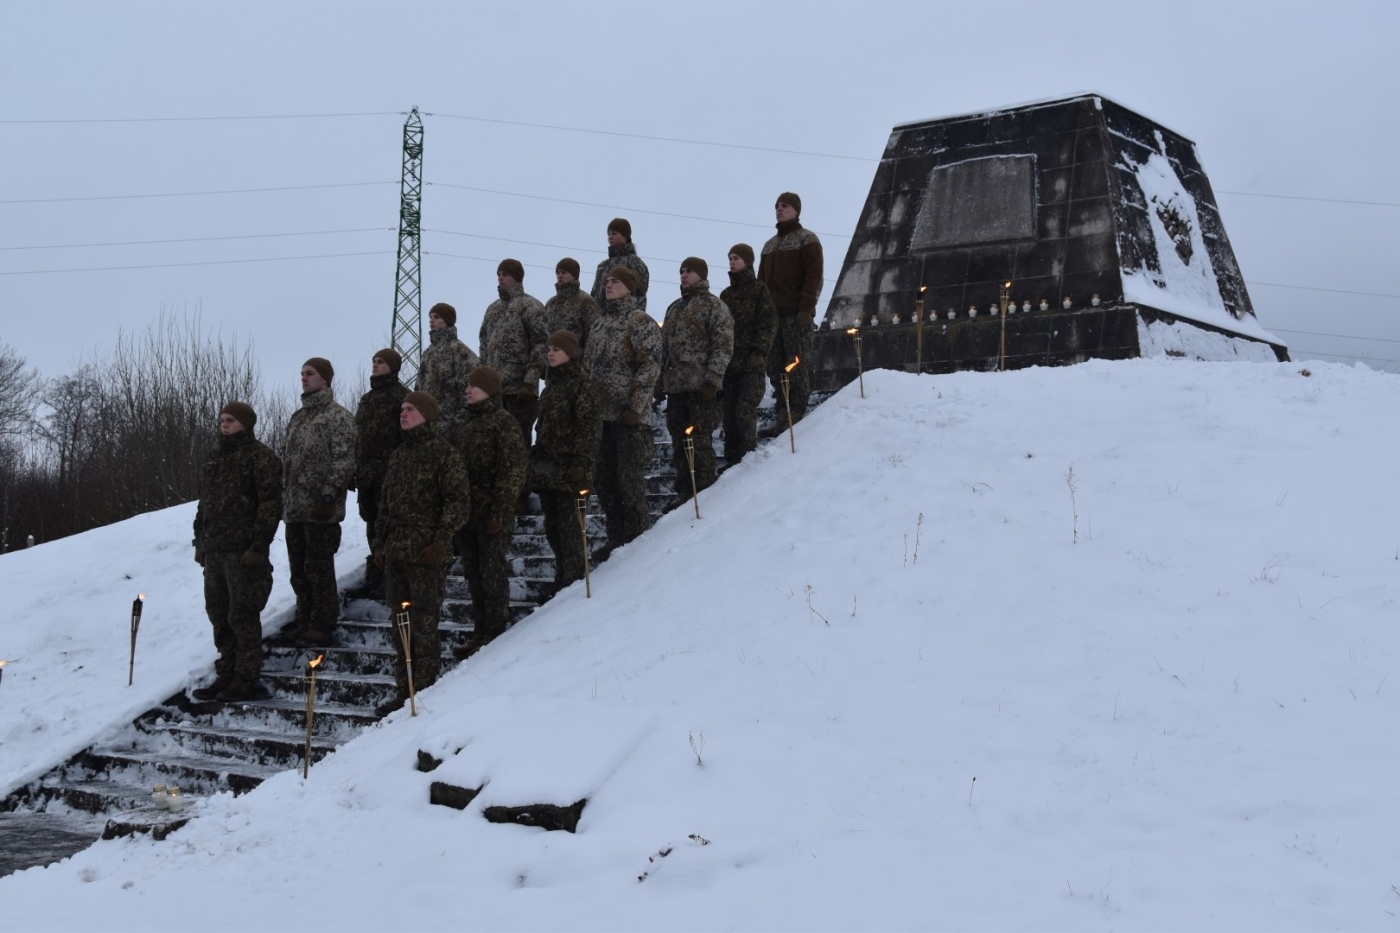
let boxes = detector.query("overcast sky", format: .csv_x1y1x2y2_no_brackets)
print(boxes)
4,0,1398,398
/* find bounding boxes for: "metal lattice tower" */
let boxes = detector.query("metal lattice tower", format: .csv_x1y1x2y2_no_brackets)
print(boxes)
390,107,425,384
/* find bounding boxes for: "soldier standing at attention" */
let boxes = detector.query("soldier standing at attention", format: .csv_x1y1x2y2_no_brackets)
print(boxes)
584,266,660,558
278,358,357,648
657,258,733,502
348,348,408,600
372,391,470,716
545,258,598,356
718,244,778,464
192,402,282,702
417,302,480,433
758,192,823,437
528,331,602,595
589,218,650,312
449,366,528,659
480,259,548,451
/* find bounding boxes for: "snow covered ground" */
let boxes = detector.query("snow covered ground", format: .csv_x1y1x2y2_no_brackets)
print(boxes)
2,357,1398,931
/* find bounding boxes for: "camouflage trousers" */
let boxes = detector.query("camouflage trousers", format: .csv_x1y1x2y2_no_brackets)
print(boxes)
721,369,766,463
356,484,381,551
286,521,342,634
385,558,444,698
665,392,721,501
455,522,512,645
766,315,814,420
595,421,653,546
202,552,273,683
504,391,539,450
539,489,588,589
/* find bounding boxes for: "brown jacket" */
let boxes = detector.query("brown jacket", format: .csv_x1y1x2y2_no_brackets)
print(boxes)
759,219,824,318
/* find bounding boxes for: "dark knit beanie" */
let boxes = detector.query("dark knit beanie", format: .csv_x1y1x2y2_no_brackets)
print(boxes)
429,302,457,327
467,366,503,397
546,330,580,360
776,191,802,215
403,390,439,423
303,357,334,385
498,258,525,282
680,256,709,280
556,257,581,279
220,401,257,431
608,266,638,295
373,347,402,373
729,244,755,268
607,217,632,240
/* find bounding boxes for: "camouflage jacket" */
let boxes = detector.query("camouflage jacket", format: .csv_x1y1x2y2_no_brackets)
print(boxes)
373,422,470,562
660,280,734,394
480,283,548,394
590,242,651,312
545,281,598,357
282,387,357,523
193,430,283,554
582,294,661,421
449,394,528,529
720,266,779,373
530,360,602,490
759,219,824,318
355,373,409,490
416,325,480,429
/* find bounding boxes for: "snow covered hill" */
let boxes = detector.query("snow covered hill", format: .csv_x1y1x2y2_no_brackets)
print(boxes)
2,358,1398,931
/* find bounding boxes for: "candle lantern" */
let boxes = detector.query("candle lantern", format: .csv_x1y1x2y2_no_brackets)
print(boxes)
1039,299,1049,311
394,602,418,717
128,594,145,686
166,786,185,813
304,653,324,777
968,305,978,318
781,358,800,453
1021,300,1031,313
1062,297,1073,310
891,313,901,325
1091,294,1101,307
682,429,702,519
947,308,957,320
151,783,169,810
846,327,865,398
576,488,594,597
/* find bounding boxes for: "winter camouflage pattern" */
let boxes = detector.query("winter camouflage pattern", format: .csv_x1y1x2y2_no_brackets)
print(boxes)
719,266,778,375
354,373,409,491
457,525,511,648
595,421,653,546
529,360,603,492
193,431,283,554
582,294,661,421
202,551,273,685
540,489,588,589
665,393,721,500
545,281,599,358
765,315,815,420
373,423,471,563
722,369,767,462
286,521,341,635
385,558,444,697
480,283,548,393
449,395,528,531
659,280,734,394
759,220,824,317
282,387,357,523
590,242,651,311
416,326,481,430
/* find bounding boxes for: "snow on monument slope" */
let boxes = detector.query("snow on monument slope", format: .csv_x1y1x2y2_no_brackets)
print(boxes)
3,358,1399,931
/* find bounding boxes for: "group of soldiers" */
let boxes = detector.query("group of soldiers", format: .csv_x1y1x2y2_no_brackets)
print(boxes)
190,192,824,716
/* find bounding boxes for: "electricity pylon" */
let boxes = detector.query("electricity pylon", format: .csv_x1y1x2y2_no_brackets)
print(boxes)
390,107,424,384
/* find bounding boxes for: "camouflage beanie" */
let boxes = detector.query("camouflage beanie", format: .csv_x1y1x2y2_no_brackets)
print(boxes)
607,217,632,241
373,347,402,374
776,191,802,215
429,302,457,328
546,330,580,360
680,256,709,281
303,357,334,385
403,391,439,422
729,244,755,269
467,366,503,397
220,401,257,432
498,258,525,283
556,257,581,279
608,266,638,294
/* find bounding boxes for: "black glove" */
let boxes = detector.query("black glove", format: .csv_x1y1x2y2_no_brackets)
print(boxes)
697,383,718,402
483,518,504,535
240,549,267,567
620,408,641,427
311,494,335,521
563,466,586,484
747,353,766,370
417,540,448,566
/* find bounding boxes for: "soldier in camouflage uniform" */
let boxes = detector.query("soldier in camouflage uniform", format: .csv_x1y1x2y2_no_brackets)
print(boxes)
348,348,408,599
417,302,481,433
584,266,661,556
758,192,823,436
191,401,283,702
278,358,357,648
658,258,734,501
719,244,778,463
449,366,528,659
589,218,651,312
481,259,549,451
372,391,470,716
546,258,598,355
528,331,602,593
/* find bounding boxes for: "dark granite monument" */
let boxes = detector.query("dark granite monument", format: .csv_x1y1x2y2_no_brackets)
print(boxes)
811,94,1288,389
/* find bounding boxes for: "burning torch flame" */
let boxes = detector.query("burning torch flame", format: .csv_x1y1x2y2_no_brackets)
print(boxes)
137,594,145,601
846,327,858,335
1004,281,1012,289
784,358,800,373
684,425,695,437
578,488,589,496
401,601,411,610
919,285,928,294
308,654,325,670
0,660,8,669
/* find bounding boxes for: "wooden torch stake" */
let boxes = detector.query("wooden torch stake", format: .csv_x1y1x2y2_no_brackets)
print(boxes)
396,605,418,716
576,489,592,598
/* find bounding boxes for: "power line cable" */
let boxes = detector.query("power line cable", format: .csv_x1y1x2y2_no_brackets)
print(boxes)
1217,190,1400,209
1269,327,1400,345
0,112,402,124
1246,280,1400,300
0,181,395,205
0,227,392,252
0,250,392,276
1292,348,1400,366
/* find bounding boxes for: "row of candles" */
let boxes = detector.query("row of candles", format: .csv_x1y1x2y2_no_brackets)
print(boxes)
843,293,1103,327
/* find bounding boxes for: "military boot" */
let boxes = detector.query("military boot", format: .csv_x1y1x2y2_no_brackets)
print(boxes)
191,673,232,701
343,557,384,601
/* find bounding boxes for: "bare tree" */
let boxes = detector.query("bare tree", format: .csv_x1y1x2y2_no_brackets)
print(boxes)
0,342,41,438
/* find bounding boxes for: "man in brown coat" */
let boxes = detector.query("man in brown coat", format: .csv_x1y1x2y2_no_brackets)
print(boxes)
758,192,823,436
